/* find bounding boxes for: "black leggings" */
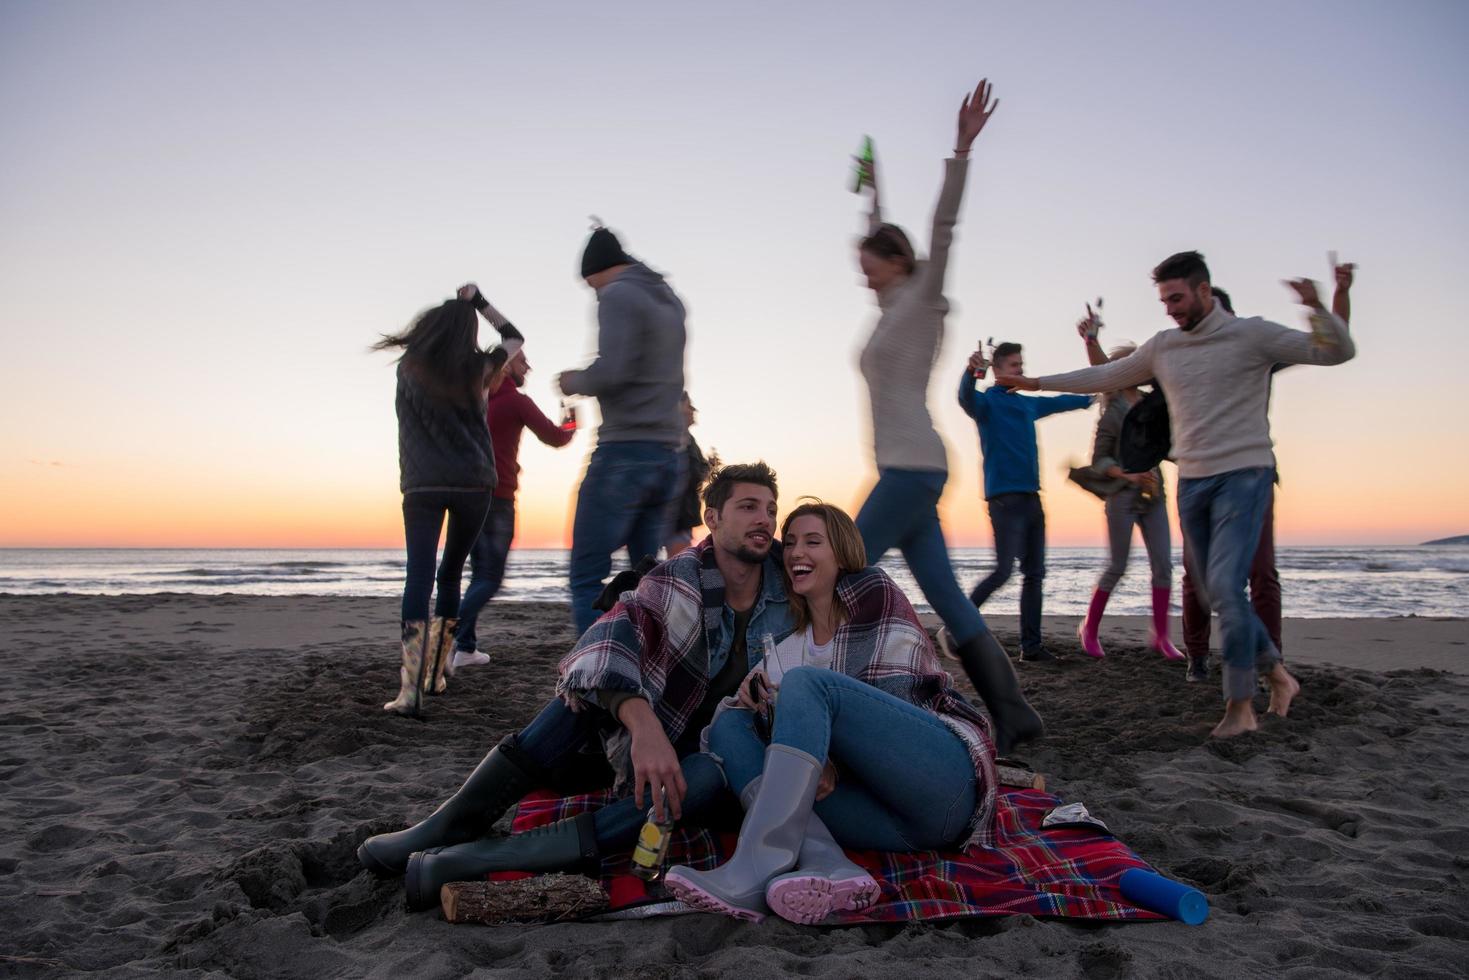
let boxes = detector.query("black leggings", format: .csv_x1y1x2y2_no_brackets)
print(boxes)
400,490,493,622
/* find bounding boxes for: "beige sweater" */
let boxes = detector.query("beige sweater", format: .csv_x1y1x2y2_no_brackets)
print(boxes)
859,157,969,473
1037,301,1355,478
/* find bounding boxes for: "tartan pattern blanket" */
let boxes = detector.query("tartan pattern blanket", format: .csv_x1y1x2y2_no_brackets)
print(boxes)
507,787,1165,923
815,567,998,848
554,539,792,795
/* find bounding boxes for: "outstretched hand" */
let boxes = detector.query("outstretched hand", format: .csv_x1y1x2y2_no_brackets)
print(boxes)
956,77,999,152
1334,261,1356,292
457,282,479,302
1077,302,1103,341
994,373,1038,391
1283,278,1324,310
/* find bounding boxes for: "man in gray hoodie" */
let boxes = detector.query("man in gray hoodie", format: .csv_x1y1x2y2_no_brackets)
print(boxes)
557,225,688,635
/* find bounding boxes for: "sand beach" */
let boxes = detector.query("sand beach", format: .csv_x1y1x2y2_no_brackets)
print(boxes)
2,594,1466,978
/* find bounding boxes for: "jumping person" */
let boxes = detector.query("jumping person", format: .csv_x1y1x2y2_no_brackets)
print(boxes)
357,463,797,909
371,288,521,717
557,224,688,636
996,251,1355,737
451,343,577,669
959,342,1093,661
849,76,1042,755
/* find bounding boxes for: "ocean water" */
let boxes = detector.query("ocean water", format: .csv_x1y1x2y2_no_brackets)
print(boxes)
1,546,1465,619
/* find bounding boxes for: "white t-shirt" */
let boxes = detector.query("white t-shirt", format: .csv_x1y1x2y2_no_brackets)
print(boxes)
699,625,836,752
759,625,834,685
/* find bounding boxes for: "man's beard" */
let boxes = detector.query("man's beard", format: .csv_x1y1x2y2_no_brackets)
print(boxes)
732,544,768,565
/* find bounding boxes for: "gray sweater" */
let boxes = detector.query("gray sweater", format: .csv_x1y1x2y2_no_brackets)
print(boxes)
1037,301,1354,478
859,157,969,473
561,263,686,446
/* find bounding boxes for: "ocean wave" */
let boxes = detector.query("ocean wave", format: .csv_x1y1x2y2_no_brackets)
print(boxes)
143,567,336,578
3,547,1465,617
263,560,352,568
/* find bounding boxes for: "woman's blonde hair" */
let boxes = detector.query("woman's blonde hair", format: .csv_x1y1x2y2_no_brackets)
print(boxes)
780,499,867,633
1103,341,1138,408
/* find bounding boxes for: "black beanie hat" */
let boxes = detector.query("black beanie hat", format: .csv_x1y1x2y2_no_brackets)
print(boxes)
581,226,633,278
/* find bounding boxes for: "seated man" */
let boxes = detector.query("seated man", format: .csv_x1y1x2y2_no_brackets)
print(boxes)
357,462,795,910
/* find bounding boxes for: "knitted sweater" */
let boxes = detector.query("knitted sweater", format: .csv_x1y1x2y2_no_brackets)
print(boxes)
486,381,573,501
858,157,969,473
1036,302,1354,478
395,362,496,493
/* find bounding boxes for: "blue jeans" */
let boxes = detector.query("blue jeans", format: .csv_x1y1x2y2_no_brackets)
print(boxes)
454,497,517,652
708,667,977,852
401,490,493,622
969,492,1046,653
856,469,988,647
569,442,686,636
1177,467,1280,702
509,697,729,852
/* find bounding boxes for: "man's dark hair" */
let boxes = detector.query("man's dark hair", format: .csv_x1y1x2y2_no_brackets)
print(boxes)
1152,250,1210,287
992,342,1023,362
703,461,778,512
1211,286,1234,314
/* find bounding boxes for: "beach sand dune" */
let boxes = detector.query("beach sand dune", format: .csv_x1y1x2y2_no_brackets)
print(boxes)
1,595,1466,978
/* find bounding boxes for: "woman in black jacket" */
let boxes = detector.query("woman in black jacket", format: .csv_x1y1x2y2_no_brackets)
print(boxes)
372,286,522,717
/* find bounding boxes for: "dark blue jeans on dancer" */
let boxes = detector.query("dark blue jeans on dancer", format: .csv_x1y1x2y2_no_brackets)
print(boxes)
401,489,493,621
855,468,988,646
968,492,1047,653
569,442,686,636
454,497,516,652
708,667,976,851
507,697,727,851
1177,466,1280,702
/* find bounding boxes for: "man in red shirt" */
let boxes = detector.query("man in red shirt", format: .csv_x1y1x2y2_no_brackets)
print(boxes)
452,349,577,669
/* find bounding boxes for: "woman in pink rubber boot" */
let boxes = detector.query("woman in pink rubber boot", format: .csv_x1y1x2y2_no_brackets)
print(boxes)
1071,319,1183,662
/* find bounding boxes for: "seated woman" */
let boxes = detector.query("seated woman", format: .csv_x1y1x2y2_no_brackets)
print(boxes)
665,501,998,925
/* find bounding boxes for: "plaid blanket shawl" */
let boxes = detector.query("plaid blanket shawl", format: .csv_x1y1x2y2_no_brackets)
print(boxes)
787,566,999,848
555,539,790,793
506,787,1165,924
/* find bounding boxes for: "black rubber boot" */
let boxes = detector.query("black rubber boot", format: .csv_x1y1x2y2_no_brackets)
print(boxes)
953,629,1045,756
404,812,600,912
357,737,541,878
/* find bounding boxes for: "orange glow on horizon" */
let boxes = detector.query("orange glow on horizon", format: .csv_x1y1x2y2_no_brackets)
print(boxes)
3,461,1464,549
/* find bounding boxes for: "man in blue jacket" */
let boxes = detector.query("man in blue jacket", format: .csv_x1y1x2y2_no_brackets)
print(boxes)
958,342,1092,662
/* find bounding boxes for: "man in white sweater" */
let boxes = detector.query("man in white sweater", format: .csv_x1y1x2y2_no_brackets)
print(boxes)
996,251,1355,738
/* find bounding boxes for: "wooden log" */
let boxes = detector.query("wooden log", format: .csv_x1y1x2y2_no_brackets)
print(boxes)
440,874,610,925
997,764,1046,791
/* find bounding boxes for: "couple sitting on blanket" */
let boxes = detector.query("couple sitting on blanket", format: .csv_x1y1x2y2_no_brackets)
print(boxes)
358,462,1041,924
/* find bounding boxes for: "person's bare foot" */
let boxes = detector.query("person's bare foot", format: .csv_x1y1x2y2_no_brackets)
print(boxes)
1265,665,1300,718
1210,700,1259,738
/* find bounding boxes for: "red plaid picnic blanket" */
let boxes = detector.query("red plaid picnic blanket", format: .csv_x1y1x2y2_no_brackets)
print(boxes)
505,788,1166,923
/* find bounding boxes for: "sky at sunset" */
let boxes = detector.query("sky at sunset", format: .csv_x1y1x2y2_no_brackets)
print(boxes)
3,0,1467,550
